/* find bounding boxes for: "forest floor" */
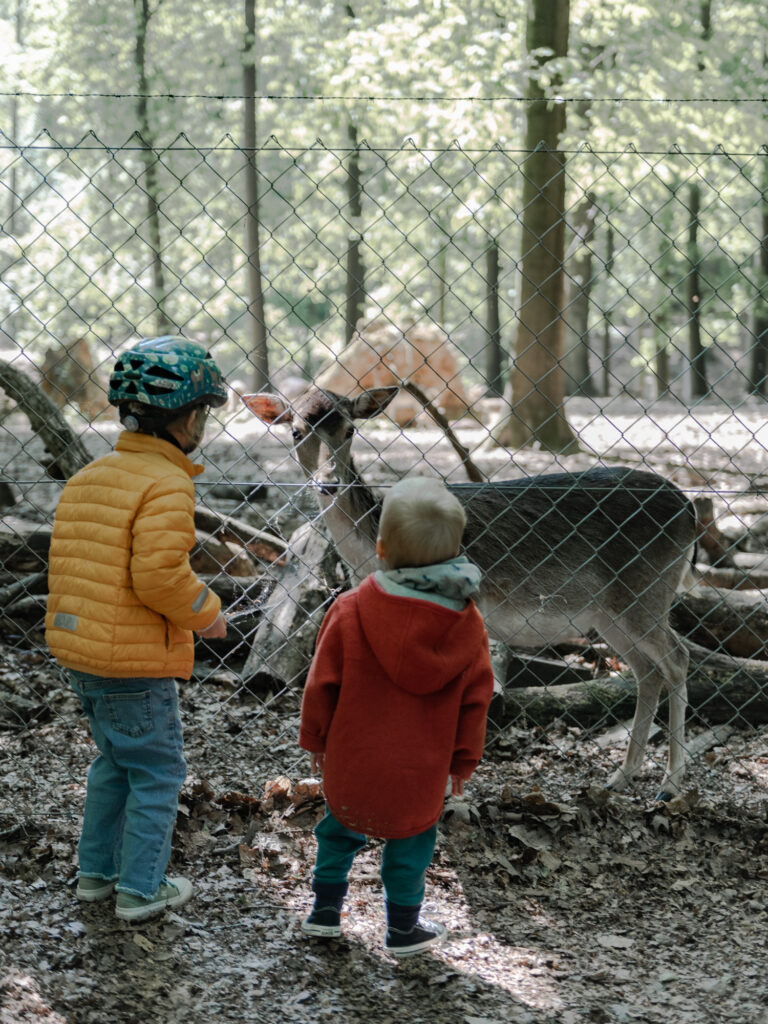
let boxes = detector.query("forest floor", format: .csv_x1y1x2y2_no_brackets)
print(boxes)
2,394,768,1024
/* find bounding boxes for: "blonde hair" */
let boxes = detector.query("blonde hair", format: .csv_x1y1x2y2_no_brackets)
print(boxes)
378,476,466,570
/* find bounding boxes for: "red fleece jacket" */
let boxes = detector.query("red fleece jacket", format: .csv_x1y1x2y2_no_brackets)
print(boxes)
299,575,494,839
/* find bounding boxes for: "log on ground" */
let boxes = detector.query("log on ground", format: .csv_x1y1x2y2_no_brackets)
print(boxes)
496,641,768,729
0,518,52,573
696,565,768,591
671,586,768,660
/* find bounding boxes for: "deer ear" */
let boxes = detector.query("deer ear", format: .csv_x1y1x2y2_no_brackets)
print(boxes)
350,387,399,420
242,393,292,425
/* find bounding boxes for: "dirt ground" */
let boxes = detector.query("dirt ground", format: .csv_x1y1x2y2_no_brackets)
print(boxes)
2,651,767,1024
2,396,768,1024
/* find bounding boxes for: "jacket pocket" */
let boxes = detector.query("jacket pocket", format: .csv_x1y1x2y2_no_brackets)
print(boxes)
165,621,187,650
104,691,152,738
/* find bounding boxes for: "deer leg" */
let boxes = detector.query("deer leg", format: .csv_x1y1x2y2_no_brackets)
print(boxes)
656,633,689,801
605,660,664,793
603,622,689,799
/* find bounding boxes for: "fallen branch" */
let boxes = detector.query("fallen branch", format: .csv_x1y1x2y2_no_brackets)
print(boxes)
199,573,277,606
401,380,486,484
0,571,47,609
193,507,287,563
0,359,91,479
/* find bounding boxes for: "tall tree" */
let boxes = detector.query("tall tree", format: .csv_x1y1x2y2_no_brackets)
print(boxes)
562,190,597,396
133,0,172,334
243,0,269,390
686,0,712,400
651,187,680,400
3,0,24,347
750,153,768,398
599,219,615,397
484,236,504,396
492,0,577,452
343,4,365,346
750,32,768,399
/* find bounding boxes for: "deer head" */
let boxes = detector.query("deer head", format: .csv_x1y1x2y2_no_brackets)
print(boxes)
243,387,399,494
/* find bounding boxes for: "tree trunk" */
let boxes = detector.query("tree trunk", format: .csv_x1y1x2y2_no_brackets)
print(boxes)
342,2,365,346
485,237,504,396
344,121,365,346
243,0,270,391
686,183,708,399
5,2,23,348
431,223,449,328
749,160,768,398
599,220,615,396
133,0,172,335
563,192,597,396
0,360,91,478
654,337,670,398
491,0,577,453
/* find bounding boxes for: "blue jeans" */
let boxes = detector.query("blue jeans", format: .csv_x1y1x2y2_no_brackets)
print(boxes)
313,809,437,906
67,670,187,899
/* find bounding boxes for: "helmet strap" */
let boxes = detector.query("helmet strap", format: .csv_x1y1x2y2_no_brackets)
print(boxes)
120,407,184,450
120,404,206,453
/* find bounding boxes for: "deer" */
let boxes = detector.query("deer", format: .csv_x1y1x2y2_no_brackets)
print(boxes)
244,385,698,801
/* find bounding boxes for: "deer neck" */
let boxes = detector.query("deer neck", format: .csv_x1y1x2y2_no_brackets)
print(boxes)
311,449,380,584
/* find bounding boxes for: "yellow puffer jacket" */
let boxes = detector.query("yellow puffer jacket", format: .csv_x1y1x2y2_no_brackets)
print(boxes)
46,431,222,679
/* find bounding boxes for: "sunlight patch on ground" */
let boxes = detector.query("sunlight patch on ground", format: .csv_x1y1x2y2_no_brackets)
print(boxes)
442,933,567,1013
0,972,70,1024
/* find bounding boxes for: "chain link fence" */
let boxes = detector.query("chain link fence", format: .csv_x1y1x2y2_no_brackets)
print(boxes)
2,133,768,820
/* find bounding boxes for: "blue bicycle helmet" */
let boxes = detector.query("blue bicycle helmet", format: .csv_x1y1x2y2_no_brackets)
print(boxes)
108,336,227,411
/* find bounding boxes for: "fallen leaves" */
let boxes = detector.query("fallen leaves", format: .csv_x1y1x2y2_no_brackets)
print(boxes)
595,934,634,950
4,625,768,1024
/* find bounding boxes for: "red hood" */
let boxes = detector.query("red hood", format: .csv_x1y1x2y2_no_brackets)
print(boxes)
356,575,487,695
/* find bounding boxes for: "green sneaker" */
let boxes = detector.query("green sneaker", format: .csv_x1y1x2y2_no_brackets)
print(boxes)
76,876,117,902
115,876,193,922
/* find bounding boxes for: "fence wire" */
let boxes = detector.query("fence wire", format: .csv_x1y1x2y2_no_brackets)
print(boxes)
2,133,768,823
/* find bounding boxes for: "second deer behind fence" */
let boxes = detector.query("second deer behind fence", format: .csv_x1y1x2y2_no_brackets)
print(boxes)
245,386,698,800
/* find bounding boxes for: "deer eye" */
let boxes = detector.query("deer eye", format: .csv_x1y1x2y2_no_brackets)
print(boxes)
291,428,303,443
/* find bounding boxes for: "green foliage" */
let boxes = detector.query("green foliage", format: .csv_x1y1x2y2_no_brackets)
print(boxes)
0,0,767,398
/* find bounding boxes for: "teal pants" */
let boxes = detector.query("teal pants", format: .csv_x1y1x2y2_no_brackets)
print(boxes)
313,808,437,906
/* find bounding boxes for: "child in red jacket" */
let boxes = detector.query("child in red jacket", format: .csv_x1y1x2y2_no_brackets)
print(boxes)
299,476,494,957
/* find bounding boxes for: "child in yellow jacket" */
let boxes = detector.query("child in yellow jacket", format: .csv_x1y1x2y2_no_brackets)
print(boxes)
46,336,227,921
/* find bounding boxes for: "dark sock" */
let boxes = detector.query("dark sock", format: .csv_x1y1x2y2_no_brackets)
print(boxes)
311,881,348,912
386,900,421,933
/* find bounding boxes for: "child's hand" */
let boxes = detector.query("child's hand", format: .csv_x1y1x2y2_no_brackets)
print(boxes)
196,611,227,639
450,775,464,796
310,752,325,775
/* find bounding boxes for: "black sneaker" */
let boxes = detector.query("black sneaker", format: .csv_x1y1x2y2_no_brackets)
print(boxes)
301,906,342,938
385,918,447,957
